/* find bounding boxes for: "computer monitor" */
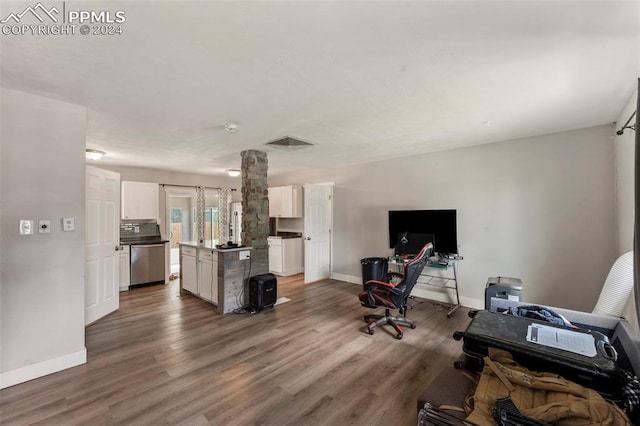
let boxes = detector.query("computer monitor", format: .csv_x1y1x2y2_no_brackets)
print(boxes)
394,232,435,257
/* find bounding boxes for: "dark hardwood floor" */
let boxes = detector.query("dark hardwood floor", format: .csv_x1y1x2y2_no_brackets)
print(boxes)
0,275,470,425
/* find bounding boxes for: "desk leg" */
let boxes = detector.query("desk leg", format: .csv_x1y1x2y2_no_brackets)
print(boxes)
446,262,461,318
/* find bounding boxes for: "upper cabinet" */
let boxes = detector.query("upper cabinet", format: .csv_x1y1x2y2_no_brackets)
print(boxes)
268,185,303,218
121,181,159,220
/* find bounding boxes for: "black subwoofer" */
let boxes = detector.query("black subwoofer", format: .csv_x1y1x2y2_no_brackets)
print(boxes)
249,273,277,311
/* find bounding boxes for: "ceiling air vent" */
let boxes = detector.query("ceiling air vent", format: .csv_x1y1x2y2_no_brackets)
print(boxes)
265,137,314,151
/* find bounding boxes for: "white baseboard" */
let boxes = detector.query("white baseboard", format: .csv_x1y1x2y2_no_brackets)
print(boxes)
0,348,87,389
332,274,484,310
412,284,483,310
331,272,361,284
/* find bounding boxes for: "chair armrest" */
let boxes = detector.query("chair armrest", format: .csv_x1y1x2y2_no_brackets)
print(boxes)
364,279,396,289
363,280,404,299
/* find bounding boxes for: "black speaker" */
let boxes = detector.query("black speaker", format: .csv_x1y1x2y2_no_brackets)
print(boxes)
249,273,277,311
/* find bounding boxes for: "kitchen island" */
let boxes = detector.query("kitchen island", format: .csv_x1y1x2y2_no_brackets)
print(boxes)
178,242,253,314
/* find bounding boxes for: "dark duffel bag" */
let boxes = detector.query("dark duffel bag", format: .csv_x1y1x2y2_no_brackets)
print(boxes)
453,310,623,400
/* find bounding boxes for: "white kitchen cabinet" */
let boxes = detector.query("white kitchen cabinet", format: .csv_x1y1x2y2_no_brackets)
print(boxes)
268,237,303,276
121,181,159,220
268,237,283,274
119,245,130,291
268,187,282,218
268,185,303,218
181,246,198,295
198,249,218,304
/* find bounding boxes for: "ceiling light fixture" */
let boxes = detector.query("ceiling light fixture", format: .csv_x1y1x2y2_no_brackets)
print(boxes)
85,149,106,160
224,122,239,133
226,169,241,177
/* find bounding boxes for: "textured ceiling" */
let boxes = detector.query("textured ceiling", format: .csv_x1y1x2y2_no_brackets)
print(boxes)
1,1,639,177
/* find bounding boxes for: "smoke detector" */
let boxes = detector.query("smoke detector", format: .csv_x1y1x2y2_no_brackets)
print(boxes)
265,136,314,151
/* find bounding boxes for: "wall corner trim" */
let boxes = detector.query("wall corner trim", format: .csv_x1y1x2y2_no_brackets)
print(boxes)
0,348,87,389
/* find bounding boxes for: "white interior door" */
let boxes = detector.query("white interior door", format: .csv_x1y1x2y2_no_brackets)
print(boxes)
304,184,332,283
85,166,120,325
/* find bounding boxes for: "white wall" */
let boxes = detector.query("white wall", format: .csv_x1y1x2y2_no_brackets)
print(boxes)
615,87,639,332
271,126,616,312
615,88,637,255
101,165,241,238
1,89,87,388
102,165,242,194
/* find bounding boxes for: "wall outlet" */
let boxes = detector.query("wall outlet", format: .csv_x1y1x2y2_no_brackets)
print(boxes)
38,219,51,233
19,220,34,235
62,217,75,231
239,250,250,260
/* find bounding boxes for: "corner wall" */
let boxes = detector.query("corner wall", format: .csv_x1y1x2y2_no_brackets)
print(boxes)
614,88,639,332
615,88,638,255
1,89,87,388
271,126,616,312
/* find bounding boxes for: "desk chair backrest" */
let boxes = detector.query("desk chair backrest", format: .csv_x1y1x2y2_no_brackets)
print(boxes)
394,243,433,305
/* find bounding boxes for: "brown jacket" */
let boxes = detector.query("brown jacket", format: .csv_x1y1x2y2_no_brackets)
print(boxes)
465,348,630,425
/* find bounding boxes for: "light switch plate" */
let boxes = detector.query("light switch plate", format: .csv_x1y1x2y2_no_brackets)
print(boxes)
62,217,75,231
38,219,51,233
19,220,34,235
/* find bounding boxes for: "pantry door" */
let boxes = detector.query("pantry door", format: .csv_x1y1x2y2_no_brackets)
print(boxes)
85,166,120,325
303,184,332,283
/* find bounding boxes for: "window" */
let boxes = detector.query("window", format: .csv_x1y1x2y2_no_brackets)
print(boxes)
204,207,219,242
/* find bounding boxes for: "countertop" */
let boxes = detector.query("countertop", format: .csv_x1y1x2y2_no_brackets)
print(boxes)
120,238,169,245
179,241,252,252
268,233,302,239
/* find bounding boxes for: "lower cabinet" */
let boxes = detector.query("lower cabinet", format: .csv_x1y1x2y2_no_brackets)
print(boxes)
198,249,218,304
268,237,283,274
181,246,198,295
268,237,303,276
119,245,130,291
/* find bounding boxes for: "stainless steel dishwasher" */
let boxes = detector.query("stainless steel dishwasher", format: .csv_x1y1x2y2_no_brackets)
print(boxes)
130,244,166,285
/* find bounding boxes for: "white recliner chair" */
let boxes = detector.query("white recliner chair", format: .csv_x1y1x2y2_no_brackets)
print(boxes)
593,251,634,318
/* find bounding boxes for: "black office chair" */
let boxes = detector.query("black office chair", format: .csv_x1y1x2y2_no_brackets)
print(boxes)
359,242,433,339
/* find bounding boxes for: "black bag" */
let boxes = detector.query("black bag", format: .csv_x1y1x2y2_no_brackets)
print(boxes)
453,310,623,400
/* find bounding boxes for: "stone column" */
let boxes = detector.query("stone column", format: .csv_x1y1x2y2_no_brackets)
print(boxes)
240,150,269,276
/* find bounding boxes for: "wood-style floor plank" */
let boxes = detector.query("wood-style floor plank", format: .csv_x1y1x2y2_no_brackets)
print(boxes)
0,275,471,425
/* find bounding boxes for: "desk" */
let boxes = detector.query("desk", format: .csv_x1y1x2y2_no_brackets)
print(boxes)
389,255,463,318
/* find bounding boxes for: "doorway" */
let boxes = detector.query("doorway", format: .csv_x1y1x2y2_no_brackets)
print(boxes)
166,188,196,274
165,188,221,274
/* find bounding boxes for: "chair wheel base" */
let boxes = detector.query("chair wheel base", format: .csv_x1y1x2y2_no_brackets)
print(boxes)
363,310,415,339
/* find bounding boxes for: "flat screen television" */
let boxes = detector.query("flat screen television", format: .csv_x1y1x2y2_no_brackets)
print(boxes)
388,209,458,255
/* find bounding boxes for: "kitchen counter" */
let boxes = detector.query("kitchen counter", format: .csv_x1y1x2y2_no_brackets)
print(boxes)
120,239,169,245
268,232,302,239
179,241,251,251
178,242,253,314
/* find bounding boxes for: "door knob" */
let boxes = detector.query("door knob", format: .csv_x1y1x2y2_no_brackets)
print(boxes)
305,237,311,240
115,245,123,251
